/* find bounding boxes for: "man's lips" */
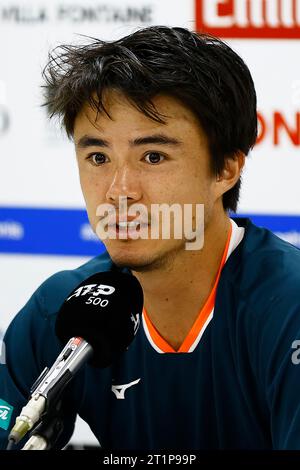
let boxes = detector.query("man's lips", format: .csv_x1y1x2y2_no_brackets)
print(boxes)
101,215,149,226
113,221,150,231
106,218,150,239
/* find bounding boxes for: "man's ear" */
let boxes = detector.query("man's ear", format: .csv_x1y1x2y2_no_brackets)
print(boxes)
215,151,245,197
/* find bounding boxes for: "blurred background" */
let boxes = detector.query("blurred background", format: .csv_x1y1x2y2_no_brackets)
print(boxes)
0,0,300,447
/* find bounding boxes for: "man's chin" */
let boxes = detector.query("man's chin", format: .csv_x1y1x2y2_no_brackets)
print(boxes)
105,240,185,273
110,257,153,272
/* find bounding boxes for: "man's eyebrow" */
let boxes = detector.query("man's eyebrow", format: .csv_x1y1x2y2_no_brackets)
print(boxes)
130,134,183,146
75,136,110,149
75,134,182,149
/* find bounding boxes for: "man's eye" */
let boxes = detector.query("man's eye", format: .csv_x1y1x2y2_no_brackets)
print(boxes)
88,153,108,165
144,152,165,164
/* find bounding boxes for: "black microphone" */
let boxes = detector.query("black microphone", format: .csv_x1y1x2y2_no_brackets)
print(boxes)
8,271,143,448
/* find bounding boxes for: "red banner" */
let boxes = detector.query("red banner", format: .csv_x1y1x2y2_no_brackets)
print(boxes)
195,0,300,38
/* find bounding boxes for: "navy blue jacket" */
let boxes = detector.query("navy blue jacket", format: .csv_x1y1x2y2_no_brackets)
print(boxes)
1,218,300,450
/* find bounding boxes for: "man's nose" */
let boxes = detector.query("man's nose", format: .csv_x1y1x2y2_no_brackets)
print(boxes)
105,165,142,204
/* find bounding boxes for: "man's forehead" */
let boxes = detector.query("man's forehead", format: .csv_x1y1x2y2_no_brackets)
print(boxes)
74,89,197,130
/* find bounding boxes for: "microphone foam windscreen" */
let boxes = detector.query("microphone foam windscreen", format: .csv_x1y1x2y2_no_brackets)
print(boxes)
55,271,143,367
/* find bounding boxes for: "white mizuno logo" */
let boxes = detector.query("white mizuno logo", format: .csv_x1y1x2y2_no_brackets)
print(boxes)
111,378,141,399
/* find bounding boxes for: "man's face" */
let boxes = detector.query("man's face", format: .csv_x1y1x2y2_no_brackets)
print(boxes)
73,90,221,271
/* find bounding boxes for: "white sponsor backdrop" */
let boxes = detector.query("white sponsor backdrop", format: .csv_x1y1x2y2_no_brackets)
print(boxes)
0,0,299,445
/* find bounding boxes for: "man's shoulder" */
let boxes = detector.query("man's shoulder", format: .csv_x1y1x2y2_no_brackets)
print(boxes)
35,250,115,316
224,217,300,309
236,217,300,275
218,220,300,389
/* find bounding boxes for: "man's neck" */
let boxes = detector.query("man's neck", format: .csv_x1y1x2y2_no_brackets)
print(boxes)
132,212,231,350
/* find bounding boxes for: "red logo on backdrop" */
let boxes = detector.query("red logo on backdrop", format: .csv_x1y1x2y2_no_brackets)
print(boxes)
257,111,300,146
195,0,300,38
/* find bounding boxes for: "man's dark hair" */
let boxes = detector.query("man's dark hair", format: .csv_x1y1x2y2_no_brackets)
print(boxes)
42,26,257,212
